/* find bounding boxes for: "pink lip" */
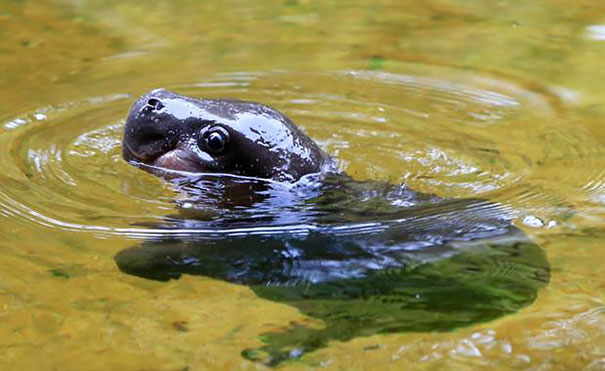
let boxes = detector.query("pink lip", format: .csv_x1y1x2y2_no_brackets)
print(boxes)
153,149,203,172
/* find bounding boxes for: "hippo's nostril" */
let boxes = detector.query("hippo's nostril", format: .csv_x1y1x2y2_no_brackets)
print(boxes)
145,98,165,111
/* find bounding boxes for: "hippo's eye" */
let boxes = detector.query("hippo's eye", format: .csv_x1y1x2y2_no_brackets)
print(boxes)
201,126,230,155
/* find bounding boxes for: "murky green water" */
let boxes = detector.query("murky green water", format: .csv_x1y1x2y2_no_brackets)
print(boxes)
0,0,603,369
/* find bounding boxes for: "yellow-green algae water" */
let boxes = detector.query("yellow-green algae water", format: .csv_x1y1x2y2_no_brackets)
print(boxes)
0,0,604,369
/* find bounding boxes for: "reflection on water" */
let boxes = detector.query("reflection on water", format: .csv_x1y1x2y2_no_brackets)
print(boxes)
586,25,605,41
114,173,550,365
0,0,603,369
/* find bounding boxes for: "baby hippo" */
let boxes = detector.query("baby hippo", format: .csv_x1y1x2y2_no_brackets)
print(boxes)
118,89,549,366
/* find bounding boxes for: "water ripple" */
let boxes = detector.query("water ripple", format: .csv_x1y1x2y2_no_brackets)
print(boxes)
0,69,599,241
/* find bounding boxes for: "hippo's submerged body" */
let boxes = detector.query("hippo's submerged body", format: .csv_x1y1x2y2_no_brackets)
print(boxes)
117,89,549,365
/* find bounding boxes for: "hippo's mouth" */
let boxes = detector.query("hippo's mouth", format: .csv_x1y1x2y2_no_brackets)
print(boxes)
152,149,205,172
122,142,206,174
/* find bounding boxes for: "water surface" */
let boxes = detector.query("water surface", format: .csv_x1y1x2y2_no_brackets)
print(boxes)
0,0,603,369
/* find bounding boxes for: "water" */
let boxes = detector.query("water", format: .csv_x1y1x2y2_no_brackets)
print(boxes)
0,0,603,369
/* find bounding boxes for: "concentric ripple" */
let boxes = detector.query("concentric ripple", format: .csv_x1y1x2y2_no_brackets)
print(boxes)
0,68,601,239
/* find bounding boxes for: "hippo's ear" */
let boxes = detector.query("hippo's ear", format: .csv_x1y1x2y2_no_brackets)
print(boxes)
114,244,183,281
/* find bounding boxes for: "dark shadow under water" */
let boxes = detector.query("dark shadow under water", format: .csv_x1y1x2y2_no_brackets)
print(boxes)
115,174,549,366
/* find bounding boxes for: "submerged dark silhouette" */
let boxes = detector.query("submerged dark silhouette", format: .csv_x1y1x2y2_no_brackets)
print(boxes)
117,90,549,365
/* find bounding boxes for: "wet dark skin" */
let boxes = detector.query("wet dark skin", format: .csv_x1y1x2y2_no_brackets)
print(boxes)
118,89,549,366
122,88,327,182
